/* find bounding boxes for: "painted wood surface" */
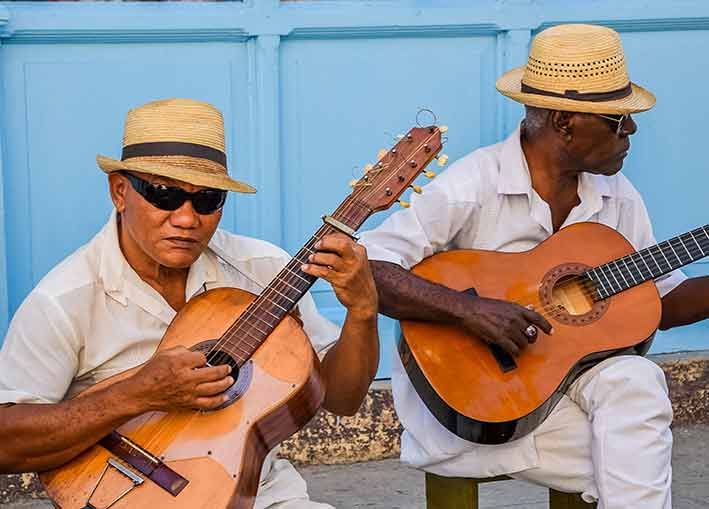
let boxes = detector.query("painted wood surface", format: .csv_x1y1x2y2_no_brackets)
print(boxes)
0,0,708,378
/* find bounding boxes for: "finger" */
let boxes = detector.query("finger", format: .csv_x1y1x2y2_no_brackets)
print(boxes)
301,263,340,282
192,394,229,410
523,309,553,334
315,234,354,256
194,376,234,396
181,350,208,368
190,364,232,383
508,328,531,349
308,252,342,271
493,337,520,357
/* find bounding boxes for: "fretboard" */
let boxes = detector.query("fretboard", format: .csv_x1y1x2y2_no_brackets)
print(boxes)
214,198,373,365
586,224,709,300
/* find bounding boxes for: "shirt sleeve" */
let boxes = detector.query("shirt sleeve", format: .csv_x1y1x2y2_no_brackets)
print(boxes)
359,162,481,270
617,180,687,298
0,290,79,404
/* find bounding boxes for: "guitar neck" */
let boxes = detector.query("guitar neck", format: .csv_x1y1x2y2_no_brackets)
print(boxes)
216,198,373,365
586,224,709,299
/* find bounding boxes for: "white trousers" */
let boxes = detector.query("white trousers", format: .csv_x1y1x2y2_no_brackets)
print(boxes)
255,458,333,509
511,356,673,509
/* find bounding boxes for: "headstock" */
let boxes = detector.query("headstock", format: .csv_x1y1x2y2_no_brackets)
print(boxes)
349,125,446,213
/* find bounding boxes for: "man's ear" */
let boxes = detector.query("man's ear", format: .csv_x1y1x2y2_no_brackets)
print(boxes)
550,110,574,141
108,172,128,213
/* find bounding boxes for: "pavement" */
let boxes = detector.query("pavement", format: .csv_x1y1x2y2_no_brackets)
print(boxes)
4,425,707,508
303,424,709,508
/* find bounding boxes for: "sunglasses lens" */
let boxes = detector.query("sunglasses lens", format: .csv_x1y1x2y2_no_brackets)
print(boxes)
145,185,185,211
192,190,226,215
125,173,225,214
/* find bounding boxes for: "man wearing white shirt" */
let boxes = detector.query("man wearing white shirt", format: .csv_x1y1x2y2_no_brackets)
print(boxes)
0,98,380,509
359,24,709,508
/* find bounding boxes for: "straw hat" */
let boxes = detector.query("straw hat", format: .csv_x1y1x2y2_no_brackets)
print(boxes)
97,98,255,193
496,24,655,114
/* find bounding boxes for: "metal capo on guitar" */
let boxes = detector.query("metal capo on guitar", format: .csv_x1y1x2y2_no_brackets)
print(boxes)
322,215,358,240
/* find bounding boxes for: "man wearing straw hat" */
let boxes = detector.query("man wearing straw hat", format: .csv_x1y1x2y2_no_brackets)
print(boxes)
360,24,709,507
0,98,380,508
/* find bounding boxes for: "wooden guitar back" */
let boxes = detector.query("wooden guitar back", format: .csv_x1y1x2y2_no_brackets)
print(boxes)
40,287,324,509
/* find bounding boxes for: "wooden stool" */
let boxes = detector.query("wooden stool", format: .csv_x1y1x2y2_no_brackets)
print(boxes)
425,473,597,509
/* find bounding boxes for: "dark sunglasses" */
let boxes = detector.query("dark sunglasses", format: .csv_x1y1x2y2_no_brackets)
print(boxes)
597,113,630,136
122,172,226,215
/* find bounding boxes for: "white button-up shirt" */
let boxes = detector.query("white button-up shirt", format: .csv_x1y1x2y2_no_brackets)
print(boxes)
359,126,686,477
0,211,339,489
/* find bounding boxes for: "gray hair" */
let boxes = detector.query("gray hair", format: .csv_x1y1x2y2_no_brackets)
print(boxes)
523,106,552,138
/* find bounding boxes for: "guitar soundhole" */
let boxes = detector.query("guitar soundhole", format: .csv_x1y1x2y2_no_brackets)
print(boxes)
190,340,253,410
540,263,609,326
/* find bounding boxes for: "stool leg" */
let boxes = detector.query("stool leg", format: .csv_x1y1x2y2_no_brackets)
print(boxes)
549,489,597,509
425,472,479,509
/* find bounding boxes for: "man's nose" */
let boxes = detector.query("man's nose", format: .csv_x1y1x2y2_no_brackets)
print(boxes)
169,199,200,228
622,114,637,136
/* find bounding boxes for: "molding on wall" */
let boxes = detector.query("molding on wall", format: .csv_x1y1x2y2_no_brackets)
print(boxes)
251,34,283,246
1,29,250,45
538,17,709,33
286,24,501,40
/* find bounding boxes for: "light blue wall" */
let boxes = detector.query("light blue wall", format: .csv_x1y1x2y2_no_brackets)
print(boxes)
1,0,708,378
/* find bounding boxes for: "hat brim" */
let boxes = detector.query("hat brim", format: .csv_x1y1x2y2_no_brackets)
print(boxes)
496,67,656,115
96,155,256,194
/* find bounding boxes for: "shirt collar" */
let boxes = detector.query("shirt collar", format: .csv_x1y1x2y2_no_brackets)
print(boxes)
98,209,219,307
496,124,616,200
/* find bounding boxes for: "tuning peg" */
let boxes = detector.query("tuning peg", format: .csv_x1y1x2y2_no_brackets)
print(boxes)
349,179,359,187
396,134,404,140
364,163,374,173
410,184,423,194
424,170,436,179
436,154,448,166
377,149,387,160
438,125,449,134
398,199,410,208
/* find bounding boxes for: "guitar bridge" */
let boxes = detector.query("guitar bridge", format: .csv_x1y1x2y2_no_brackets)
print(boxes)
100,431,189,497
82,458,144,509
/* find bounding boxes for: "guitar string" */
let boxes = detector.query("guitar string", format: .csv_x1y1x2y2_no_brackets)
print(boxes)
204,129,442,364
138,131,446,450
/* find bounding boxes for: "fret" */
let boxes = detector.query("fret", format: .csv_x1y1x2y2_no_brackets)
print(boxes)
628,253,647,281
612,260,630,288
604,263,622,292
636,250,654,277
595,266,615,295
676,235,693,260
662,239,683,266
644,248,664,274
247,316,272,335
654,245,672,269
265,286,296,304
620,258,638,285
282,266,312,285
258,295,289,313
689,231,706,256
591,224,709,300
588,269,608,298
277,276,307,294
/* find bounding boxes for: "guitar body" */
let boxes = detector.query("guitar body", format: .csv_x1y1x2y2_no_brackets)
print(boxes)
40,287,324,509
399,222,662,445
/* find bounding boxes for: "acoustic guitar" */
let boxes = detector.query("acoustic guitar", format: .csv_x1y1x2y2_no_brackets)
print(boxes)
40,125,444,508
399,221,709,445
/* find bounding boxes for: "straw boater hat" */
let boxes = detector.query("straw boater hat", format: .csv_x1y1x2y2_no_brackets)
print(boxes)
97,98,255,193
496,24,655,114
